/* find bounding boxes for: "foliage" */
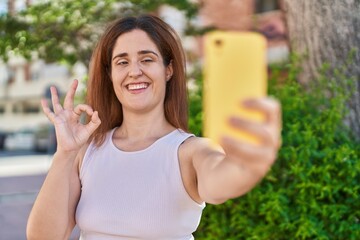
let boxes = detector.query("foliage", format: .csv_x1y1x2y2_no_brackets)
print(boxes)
2,1,359,238
0,0,114,64
0,0,199,66
194,55,360,239
128,0,198,18
188,63,203,136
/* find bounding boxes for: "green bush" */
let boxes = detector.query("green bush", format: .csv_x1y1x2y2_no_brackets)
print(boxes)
190,56,360,239
188,65,204,137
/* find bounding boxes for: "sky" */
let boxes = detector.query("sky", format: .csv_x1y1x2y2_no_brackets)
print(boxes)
0,0,7,14
0,0,28,14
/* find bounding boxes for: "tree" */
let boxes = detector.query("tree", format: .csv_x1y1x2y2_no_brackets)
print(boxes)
0,0,198,67
283,0,360,139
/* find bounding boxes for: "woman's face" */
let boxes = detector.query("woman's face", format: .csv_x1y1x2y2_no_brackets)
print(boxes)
110,29,173,114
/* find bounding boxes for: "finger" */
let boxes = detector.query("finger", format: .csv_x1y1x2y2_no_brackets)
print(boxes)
50,86,63,114
73,104,94,118
63,79,78,110
221,136,277,175
221,136,277,163
41,98,56,123
242,97,281,126
228,117,275,147
85,111,101,134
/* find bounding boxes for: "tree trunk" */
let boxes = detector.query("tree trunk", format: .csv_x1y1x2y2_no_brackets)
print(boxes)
283,0,360,139
7,0,15,16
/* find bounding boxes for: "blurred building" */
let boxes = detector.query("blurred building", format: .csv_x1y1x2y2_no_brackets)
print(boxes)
199,0,288,63
0,0,87,134
0,56,87,132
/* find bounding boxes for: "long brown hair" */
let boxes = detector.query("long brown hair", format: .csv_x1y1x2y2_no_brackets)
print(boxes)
86,14,188,146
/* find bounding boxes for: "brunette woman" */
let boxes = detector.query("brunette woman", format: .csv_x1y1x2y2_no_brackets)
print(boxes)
27,14,281,240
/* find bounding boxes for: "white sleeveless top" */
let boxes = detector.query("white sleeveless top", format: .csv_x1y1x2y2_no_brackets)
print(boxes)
76,128,205,240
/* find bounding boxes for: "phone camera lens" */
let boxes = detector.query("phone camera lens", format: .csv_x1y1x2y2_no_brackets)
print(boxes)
215,39,222,47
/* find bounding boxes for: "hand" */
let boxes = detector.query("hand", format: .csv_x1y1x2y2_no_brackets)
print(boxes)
41,80,101,153
221,97,282,179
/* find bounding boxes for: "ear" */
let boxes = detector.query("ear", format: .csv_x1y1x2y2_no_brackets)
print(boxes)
165,60,173,81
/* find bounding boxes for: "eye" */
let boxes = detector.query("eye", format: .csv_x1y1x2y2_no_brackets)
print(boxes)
141,58,154,63
116,60,128,65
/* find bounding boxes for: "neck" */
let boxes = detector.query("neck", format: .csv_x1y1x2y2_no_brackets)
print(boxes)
117,107,175,141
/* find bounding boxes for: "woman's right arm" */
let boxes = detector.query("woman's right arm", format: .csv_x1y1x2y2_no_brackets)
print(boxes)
27,149,81,240
26,80,101,240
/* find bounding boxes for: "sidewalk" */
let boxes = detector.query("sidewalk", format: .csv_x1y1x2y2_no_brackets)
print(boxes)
0,155,79,239
0,154,52,177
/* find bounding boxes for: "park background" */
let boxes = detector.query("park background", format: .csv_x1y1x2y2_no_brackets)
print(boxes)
0,0,359,239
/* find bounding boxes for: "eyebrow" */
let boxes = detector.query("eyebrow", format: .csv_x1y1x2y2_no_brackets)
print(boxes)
112,50,159,61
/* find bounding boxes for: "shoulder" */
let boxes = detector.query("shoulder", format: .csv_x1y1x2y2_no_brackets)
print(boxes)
178,136,226,203
180,136,211,151
179,136,224,164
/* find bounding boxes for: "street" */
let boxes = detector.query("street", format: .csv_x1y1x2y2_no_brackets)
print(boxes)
0,151,79,240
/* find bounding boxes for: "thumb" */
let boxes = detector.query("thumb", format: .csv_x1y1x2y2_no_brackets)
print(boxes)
86,111,101,134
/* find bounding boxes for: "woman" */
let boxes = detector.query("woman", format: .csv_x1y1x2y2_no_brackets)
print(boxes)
27,14,281,240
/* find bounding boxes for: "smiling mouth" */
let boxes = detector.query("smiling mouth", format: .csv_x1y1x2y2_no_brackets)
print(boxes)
127,83,149,90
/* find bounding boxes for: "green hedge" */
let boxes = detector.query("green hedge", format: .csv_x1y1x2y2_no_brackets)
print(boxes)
190,57,360,239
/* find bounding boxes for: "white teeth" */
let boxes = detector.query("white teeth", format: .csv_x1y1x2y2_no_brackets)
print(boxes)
128,83,148,90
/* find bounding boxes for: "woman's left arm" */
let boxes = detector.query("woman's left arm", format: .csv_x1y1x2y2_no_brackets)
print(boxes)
192,98,282,204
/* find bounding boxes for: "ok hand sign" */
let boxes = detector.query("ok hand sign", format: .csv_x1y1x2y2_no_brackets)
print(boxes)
41,80,101,153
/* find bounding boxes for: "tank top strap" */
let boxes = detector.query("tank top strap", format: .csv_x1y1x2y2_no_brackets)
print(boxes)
79,128,116,180
166,129,194,147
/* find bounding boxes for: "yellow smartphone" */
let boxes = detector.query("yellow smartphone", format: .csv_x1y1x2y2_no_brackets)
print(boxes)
203,31,267,145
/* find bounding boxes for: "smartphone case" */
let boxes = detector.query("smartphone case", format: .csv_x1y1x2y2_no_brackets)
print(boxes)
203,31,267,145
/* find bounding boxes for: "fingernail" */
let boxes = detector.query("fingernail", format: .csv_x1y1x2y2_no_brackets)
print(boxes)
242,99,253,106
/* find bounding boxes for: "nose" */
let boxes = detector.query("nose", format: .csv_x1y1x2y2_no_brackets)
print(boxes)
129,62,143,78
